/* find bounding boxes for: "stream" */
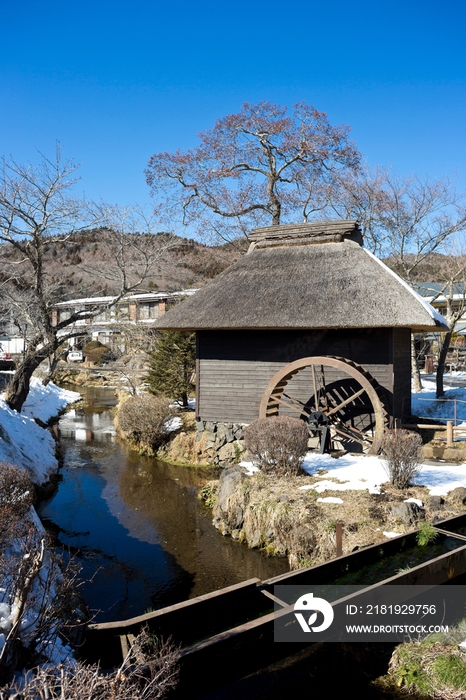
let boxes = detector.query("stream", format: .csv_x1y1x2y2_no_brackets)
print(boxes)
37,386,289,622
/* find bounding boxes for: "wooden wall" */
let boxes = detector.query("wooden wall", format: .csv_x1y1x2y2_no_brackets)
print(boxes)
197,328,411,425
392,327,412,419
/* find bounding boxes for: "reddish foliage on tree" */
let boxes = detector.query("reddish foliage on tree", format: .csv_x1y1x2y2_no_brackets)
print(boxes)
145,101,360,241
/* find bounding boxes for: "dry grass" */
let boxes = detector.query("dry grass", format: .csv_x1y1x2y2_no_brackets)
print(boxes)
1,626,179,700
157,412,213,466
375,637,466,699
210,467,466,570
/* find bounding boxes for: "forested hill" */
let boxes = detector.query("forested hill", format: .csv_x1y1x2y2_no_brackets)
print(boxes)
382,253,466,284
0,230,247,300
0,228,458,303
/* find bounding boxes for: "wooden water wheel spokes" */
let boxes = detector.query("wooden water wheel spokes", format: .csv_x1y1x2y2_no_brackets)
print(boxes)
259,356,388,455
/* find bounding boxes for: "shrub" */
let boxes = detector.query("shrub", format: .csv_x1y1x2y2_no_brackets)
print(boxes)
380,635,466,697
0,461,34,547
0,463,85,685
83,340,112,365
380,429,422,489
117,395,177,452
199,482,217,508
244,416,309,476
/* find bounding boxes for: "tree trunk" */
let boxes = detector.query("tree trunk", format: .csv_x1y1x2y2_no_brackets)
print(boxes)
436,331,452,398
42,355,59,387
5,342,57,413
5,356,41,413
411,336,422,393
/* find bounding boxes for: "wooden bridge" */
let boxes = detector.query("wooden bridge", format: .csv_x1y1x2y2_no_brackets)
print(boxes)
81,512,466,697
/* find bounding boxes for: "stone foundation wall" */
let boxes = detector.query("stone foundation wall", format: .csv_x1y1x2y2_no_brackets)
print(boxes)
195,420,246,466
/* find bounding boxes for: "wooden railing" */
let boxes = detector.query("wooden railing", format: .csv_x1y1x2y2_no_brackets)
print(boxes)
401,420,466,446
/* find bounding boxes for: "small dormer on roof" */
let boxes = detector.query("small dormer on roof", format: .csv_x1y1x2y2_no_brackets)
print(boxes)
248,219,364,249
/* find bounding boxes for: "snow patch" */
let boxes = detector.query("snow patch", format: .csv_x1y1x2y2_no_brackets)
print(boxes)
405,498,423,507
166,416,182,432
317,496,344,504
241,461,260,475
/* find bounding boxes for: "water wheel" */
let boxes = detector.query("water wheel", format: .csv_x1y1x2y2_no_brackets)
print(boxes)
259,356,388,455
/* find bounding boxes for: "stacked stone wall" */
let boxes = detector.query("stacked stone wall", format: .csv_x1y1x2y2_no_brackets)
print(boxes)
195,420,246,466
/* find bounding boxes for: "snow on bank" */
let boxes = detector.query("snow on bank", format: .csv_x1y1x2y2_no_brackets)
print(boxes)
166,416,183,432
239,451,466,499
412,376,466,422
0,379,80,485
22,378,80,424
299,451,466,497
0,380,80,667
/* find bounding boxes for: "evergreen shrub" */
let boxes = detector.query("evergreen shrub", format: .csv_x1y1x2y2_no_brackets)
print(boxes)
146,331,195,408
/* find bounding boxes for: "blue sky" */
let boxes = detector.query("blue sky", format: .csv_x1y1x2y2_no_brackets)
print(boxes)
2,0,466,228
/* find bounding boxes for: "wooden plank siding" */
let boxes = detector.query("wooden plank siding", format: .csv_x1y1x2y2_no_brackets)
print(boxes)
197,329,410,425
392,328,412,421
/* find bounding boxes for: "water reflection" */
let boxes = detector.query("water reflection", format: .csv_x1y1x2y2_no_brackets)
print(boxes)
39,386,289,622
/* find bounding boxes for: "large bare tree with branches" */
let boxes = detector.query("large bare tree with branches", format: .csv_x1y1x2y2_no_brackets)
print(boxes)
145,101,361,242
0,146,178,412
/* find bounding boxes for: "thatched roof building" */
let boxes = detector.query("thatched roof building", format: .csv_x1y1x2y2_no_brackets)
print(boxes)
156,221,447,452
156,221,446,333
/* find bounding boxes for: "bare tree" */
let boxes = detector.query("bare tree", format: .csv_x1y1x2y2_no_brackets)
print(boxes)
145,101,360,242
107,321,156,396
418,249,466,397
325,164,392,255
329,167,466,392
0,146,179,412
79,206,174,295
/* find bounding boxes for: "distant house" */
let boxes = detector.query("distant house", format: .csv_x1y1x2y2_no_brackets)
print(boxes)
413,283,466,334
0,310,26,356
52,289,197,351
411,282,466,370
155,221,447,454
0,289,198,360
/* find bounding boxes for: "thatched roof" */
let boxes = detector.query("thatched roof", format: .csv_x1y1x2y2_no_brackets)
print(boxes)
156,221,448,332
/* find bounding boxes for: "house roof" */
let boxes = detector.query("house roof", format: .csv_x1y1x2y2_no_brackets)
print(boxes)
413,282,466,297
54,289,197,307
155,221,449,332
413,282,466,305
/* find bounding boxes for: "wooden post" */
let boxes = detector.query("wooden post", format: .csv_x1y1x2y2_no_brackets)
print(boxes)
447,421,454,447
336,522,343,557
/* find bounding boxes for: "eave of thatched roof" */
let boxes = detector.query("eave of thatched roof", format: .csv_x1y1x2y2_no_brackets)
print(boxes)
156,223,448,333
